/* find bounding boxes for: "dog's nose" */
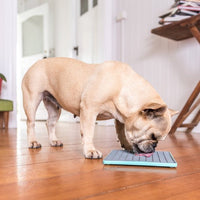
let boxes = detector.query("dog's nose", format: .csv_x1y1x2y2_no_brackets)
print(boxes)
143,143,156,153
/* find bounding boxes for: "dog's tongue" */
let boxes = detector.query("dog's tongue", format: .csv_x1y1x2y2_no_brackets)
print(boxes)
136,153,153,157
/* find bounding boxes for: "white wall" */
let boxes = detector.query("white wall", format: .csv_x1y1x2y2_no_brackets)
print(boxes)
96,0,113,62
0,0,17,128
18,0,48,13
53,0,114,124
112,0,200,132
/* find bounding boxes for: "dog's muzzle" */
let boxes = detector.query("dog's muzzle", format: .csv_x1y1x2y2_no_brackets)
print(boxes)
134,140,158,153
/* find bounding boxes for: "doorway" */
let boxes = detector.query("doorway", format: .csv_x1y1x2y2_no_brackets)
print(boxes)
17,3,49,120
17,0,113,125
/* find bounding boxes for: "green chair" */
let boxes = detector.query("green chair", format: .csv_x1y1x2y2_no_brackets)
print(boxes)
0,99,13,129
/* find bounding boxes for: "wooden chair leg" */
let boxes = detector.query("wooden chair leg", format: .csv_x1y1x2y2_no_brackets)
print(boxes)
170,81,200,134
185,110,200,133
3,111,9,129
0,112,3,129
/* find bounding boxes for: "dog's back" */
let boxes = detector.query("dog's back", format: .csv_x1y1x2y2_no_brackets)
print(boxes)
22,57,97,115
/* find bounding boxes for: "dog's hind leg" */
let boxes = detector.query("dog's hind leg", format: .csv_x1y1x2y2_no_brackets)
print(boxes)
22,91,43,149
43,92,63,147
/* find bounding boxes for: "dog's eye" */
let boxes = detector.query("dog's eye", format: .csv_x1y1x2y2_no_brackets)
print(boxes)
142,106,166,119
151,133,157,140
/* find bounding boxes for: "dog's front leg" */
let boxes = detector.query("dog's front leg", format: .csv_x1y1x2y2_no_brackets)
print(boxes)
80,108,102,159
115,119,133,152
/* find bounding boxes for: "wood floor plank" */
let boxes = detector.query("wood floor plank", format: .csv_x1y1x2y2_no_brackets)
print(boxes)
84,172,200,200
0,121,200,200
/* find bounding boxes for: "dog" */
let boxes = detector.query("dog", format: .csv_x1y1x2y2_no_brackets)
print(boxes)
22,57,177,158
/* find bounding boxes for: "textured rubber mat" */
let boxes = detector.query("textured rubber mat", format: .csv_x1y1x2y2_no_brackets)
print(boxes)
103,150,177,168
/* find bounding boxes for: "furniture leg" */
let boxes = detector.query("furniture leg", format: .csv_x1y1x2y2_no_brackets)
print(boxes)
3,111,9,129
185,110,200,134
170,81,200,134
0,112,3,129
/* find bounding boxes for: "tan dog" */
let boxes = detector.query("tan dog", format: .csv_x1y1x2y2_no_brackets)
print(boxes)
22,57,177,158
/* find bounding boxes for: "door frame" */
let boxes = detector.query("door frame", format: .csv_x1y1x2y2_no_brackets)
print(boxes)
17,3,49,60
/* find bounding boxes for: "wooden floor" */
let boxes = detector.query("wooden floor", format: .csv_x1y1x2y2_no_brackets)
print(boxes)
0,122,200,200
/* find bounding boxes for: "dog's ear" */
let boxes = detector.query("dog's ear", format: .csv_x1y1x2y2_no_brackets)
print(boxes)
141,103,167,119
168,108,179,117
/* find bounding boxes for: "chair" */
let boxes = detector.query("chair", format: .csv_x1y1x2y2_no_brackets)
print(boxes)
0,99,13,129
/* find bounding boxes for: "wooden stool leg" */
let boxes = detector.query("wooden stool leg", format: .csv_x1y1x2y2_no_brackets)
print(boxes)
170,81,200,134
3,111,9,129
186,110,200,134
0,112,3,129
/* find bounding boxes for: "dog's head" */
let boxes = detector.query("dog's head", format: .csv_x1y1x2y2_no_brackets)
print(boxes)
124,103,178,154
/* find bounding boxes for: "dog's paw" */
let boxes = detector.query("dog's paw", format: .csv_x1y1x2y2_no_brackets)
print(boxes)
29,141,42,149
121,143,133,152
50,140,63,147
84,149,103,159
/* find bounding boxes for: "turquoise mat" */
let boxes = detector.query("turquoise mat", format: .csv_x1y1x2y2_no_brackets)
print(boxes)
103,150,177,168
